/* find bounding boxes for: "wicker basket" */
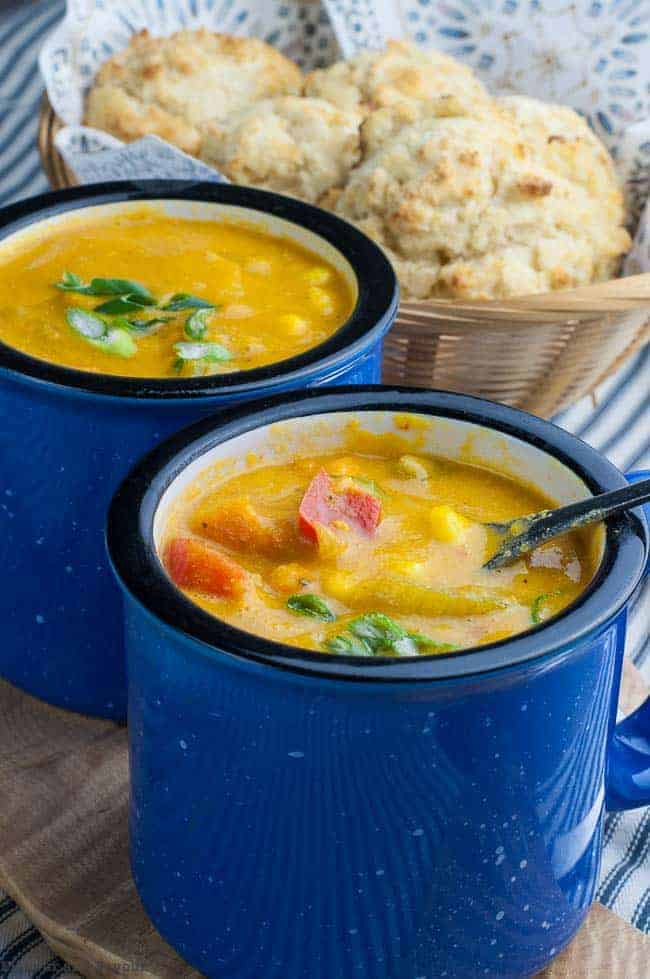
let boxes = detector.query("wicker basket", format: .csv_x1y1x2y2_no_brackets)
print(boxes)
38,93,650,418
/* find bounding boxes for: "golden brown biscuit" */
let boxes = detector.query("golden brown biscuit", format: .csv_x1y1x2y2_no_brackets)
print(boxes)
304,39,491,117
332,109,630,299
497,95,624,207
85,28,302,152
200,96,361,203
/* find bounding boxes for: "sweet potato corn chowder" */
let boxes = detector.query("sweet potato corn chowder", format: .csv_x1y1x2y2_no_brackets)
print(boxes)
0,207,354,378
161,425,599,656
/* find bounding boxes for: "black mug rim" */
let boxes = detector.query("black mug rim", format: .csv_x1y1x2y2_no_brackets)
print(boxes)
107,386,649,683
0,181,398,400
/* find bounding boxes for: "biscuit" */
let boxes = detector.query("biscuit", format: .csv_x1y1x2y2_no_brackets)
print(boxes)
304,39,491,118
85,29,302,153
332,110,630,299
201,96,361,203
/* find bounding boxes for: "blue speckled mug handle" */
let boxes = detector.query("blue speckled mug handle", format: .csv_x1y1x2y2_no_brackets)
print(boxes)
606,470,650,812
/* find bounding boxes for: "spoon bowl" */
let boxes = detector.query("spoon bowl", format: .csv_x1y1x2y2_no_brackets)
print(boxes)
484,477,650,569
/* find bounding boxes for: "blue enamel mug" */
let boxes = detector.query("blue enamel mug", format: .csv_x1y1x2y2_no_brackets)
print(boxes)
108,387,649,979
0,182,397,721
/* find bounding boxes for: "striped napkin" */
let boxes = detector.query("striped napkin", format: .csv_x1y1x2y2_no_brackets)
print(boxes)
0,2,648,975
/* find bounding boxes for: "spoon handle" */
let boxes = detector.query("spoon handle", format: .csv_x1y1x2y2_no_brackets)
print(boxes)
485,477,650,570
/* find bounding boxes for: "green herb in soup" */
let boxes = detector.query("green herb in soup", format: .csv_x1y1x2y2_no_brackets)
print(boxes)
287,594,336,621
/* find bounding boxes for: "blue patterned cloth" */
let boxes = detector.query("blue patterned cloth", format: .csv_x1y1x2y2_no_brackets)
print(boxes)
0,2,648,975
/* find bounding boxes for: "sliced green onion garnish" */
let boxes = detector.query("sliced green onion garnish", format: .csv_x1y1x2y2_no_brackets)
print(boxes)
66,309,136,357
55,273,154,302
531,590,561,624
55,271,86,292
173,341,232,362
94,295,153,315
95,327,138,358
163,293,215,312
66,308,107,340
122,317,172,335
184,307,212,340
287,594,335,621
86,277,154,301
326,634,374,656
326,612,456,657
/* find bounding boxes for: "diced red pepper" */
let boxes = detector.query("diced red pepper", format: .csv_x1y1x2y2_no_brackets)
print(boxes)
298,469,381,544
164,537,247,600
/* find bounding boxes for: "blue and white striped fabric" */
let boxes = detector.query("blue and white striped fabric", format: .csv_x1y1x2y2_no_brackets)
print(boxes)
0,1,648,975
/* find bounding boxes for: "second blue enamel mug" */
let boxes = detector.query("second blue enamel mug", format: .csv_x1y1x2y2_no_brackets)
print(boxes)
108,387,649,979
0,183,397,720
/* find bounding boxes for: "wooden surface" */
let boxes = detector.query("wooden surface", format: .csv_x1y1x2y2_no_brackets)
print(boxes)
0,660,648,978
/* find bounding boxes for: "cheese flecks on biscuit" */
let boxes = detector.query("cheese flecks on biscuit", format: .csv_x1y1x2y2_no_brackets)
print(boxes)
201,97,361,203
85,29,303,152
304,40,491,118
333,109,630,300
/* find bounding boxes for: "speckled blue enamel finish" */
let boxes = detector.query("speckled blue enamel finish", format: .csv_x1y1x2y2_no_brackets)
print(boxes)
0,183,396,721
109,390,649,979
125,607,630,979
0,351,381,720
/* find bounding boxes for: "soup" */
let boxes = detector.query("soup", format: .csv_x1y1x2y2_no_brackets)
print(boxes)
0,207,354,377
160,431,599,654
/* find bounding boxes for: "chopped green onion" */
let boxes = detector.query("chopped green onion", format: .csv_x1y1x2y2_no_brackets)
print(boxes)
349,612,408,647
163,293,215,312
66,308,136,358
408,632,457,654
55,273,154,302
184,307,212,340
122,317,172,335
531,590,561,624
326,612,456,657
85,277,154,301
94,295,153,315
173,341,232,362
95,327,138,358
66,308,107,340
55,271,85,292
326,634,374,656
287,594,336,621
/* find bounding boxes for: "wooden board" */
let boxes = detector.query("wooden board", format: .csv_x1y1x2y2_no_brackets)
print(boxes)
0,660,648,979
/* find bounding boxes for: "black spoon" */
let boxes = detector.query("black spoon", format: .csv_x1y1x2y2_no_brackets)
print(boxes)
484,478,650,570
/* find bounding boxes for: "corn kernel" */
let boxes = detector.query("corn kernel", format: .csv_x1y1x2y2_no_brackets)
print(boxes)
429,504,469,543
396,454,429,480
305,266,331,285
277,313,310,336
269,563,311,594
321,570,355,601
308,286,335,315
315,524,346,559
